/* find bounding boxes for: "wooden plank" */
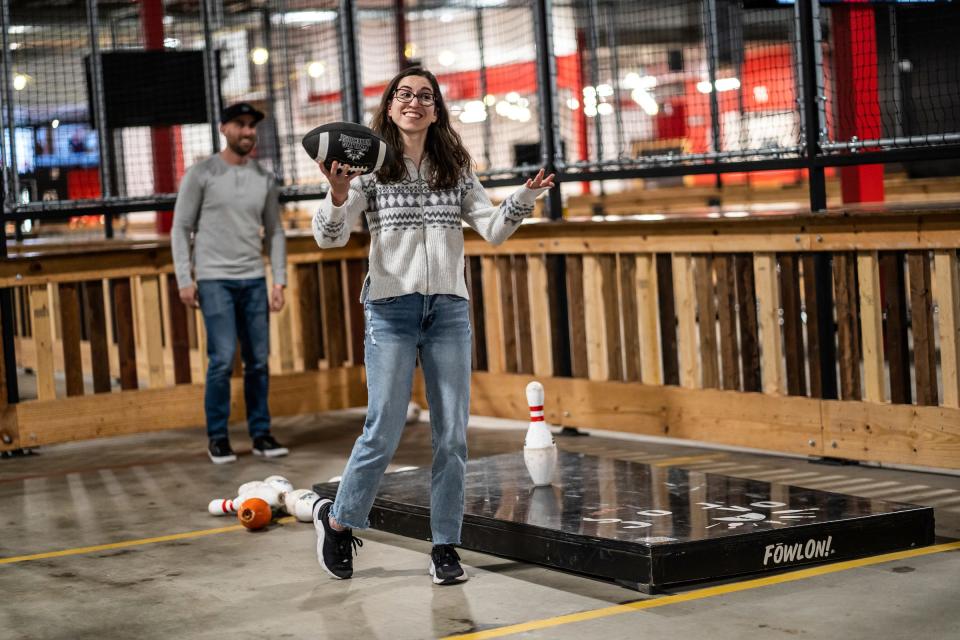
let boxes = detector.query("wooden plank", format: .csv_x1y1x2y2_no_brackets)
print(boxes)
582,255,609,381
636,254,662,385
345,259,366,367
195,307,208,379
822,399,960,469
296,263,322,371
83,280,112,394
138,276,167,389
856,251,886,403
693,255,719,389
933,250,960,408
110,278,138,390
564,255,589,378
713,254,741,391
801,255,823,398
778,253,807,396
672,254,698,389
29,285,57,401
736,253,762,393
496,256,519,374
618,254,642,382
512,255,535,375
57,282,84,397
166,274,192,385
466,256,488,371
908,251,938,406
481,256,506,374
656,253,679,386
12,367,368,449
320,260,347,368
832,252,861,401
469,373,823,458
526,254,554,377
880,252,911,403
599,254,622,381
753,252,785,395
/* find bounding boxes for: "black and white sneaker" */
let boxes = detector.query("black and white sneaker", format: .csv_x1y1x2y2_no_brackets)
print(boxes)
207,438,237,464
252,434,289,458
429,544,468,585
313,498,362,579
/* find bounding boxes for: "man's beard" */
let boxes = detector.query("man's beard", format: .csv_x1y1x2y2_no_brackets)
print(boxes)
228,137,255,156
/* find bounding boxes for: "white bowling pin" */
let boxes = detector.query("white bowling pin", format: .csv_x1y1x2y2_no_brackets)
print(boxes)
283,488,311,515
238,483,282,511
293,490,321,522
523,381,557,486
237,480,267,496
208,498,238,516
264,475,294,495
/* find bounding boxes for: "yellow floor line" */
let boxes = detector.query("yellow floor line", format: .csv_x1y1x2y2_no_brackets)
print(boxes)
443,541,960,640
0,516,297,566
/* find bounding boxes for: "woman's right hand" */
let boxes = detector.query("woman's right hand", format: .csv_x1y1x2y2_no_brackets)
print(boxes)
318,160,361,206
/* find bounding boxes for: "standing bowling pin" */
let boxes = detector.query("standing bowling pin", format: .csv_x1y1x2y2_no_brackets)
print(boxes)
524,381,557,486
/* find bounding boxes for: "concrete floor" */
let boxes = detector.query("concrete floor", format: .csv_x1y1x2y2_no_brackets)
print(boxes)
1,409,959,640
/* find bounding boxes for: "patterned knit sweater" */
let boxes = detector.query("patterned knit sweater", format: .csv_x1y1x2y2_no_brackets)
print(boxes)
313,157,546,301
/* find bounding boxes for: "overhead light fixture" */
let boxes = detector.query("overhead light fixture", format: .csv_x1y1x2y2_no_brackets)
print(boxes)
272,11,337,25
12,73,30,91
51,119,60,129
438,50,456,67
250,47,269,65
307,61,326,78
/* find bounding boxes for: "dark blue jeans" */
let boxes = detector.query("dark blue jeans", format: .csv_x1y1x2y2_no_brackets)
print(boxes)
198,278,271,441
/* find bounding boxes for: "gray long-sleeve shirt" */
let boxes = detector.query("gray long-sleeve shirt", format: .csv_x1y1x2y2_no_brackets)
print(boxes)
171,154,287,289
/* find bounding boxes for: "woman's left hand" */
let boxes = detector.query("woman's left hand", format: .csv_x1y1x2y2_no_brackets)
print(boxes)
526,168,556,190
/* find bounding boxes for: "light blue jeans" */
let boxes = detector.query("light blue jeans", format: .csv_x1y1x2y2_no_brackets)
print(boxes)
331,293,472,545
197,278,271,441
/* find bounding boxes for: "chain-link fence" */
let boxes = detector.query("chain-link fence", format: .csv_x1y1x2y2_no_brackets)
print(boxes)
2,0,960,231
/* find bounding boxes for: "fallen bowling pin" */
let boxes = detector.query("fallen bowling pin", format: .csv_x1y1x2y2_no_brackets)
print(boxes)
264,475,294,495
238,483,282,510
208,498,238,516
293,490,320,522
237,497,272,530
523,381,558,486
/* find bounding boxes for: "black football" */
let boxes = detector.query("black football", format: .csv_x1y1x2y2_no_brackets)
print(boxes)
301,121,393,175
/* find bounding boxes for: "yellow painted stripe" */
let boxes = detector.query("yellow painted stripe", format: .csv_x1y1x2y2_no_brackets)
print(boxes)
443,541,960,640
649,454,724,468
0,516,297,566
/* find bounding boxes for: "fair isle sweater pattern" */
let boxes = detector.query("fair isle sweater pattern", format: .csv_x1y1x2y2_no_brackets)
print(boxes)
313,162,544,301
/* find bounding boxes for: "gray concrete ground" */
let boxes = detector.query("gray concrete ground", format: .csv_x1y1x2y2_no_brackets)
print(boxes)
1,409,958,640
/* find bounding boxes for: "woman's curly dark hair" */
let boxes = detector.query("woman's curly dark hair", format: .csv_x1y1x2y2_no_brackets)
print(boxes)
371,67,472,190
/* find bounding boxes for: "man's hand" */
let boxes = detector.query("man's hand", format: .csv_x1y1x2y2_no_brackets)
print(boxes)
179,285,199,308
269,284,285,312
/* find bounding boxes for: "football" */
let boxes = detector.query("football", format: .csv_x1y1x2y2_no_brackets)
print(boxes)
301,121,393,175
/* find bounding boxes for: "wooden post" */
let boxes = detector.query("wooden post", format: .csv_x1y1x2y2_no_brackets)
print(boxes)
933,250,960,408
857,251,885,403
753,253,785,395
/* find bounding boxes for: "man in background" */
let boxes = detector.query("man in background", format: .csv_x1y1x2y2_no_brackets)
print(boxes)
172,102,288,464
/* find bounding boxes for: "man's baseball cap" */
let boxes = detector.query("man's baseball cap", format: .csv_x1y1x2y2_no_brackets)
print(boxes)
220,102,265,125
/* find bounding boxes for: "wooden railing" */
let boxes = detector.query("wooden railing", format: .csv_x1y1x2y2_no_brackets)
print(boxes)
2,206,959,470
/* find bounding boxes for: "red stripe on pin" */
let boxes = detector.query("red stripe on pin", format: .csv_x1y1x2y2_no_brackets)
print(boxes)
529,405,544,411
530,416,545,422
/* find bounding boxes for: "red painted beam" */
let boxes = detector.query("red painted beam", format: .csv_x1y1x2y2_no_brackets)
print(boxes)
832,5,885,204
141,0,179,233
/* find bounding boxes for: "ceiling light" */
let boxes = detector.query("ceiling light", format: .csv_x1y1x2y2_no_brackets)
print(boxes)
250,47,269,65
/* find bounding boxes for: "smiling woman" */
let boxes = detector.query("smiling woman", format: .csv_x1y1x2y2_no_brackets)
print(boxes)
309,66,555,586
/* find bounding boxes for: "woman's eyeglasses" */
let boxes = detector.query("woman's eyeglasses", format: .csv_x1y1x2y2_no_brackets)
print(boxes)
393,88,436,107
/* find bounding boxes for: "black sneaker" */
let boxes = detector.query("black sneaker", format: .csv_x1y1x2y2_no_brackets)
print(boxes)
252,434,289,458
207,438,237,464
313,498,362,579
429,544,468,585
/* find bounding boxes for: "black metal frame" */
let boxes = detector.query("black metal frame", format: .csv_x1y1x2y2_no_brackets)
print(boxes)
2,0,960,405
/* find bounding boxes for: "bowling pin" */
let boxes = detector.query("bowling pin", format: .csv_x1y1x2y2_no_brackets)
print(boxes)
264,475,294,495
208,498,238,516
524,381,557,486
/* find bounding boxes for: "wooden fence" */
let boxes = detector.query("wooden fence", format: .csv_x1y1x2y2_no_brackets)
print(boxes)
2,207,959,470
